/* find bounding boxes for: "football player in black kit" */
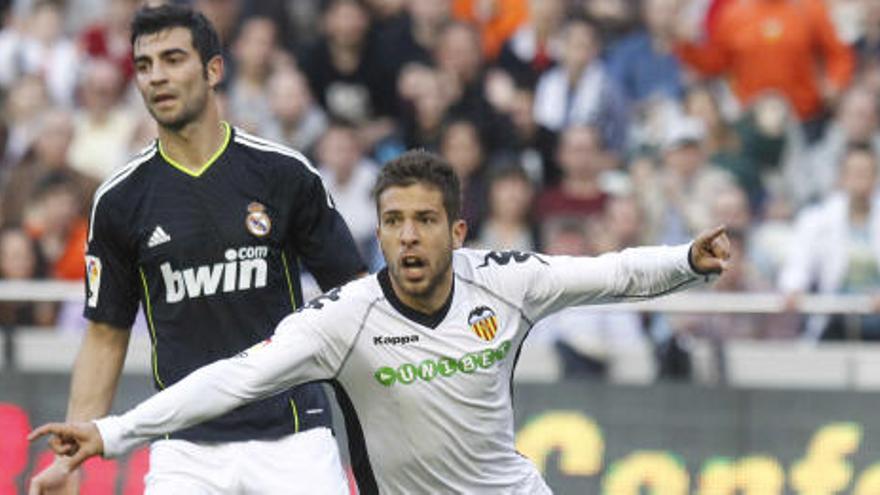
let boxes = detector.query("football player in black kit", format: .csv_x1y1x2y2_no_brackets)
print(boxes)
29,4,364,495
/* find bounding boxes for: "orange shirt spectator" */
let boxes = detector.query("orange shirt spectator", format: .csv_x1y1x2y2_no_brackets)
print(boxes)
453,0,528,59
675,0,854,121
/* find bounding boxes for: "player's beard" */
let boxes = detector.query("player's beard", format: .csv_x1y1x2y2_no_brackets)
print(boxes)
391,245,454,304
149,85,209,132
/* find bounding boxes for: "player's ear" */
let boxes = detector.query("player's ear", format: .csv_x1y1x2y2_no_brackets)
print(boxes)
206,55,224,88
451,219,467,249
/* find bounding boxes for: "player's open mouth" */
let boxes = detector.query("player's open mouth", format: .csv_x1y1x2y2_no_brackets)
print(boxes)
401,255,426,277
152,94,176,104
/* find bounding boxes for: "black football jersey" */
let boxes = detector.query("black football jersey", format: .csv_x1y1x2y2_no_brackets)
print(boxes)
84,123,365,442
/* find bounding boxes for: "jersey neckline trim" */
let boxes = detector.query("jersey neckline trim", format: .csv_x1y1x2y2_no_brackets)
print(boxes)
158,121,231,178
377,268,453,329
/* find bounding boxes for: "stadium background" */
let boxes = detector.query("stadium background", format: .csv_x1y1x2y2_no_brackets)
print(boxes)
3,0,880,493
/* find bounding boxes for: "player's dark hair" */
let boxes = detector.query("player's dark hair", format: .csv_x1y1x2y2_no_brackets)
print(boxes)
373,150,461,223
130,4,221,68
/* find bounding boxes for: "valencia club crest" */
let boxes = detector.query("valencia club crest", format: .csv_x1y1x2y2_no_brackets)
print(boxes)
246,202,271,237
468,306,499,341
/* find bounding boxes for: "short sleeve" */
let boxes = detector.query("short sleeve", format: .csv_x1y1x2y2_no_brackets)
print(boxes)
83,194,140,329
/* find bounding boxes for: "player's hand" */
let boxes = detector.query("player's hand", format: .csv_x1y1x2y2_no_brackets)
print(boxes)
28,422,104,472
28,458,80,495
690,225,731,275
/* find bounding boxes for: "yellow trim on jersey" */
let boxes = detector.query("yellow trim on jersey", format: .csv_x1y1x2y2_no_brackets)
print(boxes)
158,121,231,178
139,268,166,390
290,398,300,433
281,252,297,311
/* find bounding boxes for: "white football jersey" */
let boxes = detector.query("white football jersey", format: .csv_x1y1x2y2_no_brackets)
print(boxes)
96,244,709,494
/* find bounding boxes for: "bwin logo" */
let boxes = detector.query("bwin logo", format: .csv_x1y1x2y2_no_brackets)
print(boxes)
161,246,269,303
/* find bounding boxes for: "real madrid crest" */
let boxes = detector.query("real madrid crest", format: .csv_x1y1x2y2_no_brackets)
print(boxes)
468,306,499,341
246,201,272,237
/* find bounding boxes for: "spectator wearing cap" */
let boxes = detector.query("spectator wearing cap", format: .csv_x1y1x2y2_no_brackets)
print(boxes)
634,116,737,244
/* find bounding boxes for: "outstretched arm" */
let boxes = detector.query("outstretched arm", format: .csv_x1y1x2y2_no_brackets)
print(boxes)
30,313,337,467
523,226,730,319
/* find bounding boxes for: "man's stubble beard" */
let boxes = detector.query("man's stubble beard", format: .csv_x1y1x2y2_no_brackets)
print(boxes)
148,87,210,132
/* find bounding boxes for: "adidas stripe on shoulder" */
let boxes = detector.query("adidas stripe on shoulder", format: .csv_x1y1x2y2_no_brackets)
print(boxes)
88,142,158,241
233,129,334,208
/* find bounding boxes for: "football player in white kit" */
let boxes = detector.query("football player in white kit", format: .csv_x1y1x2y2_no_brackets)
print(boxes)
30,150,730,494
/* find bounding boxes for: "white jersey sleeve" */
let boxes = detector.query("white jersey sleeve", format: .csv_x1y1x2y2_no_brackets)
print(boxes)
95,281,369,457
462,244,710,324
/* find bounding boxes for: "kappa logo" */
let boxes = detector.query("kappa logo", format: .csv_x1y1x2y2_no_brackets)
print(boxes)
476,250,547,269
468,306,499,341
147,226,171,248
373,334,420,346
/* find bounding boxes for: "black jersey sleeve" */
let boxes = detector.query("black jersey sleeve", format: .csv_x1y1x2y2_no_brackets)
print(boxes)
83,193,141,329
288,170,366,291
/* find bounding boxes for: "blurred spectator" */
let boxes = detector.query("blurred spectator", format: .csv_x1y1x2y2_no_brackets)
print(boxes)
530,217,648,379
805,85,880,203
451,0,528,59
435,21,516,153
22,172,88,281
607,0,686,105
365,0,406,27
400,66,452,150
580,0,639,46
262,67,328,155
67,58,138,181
683,84,739,160
1,109,97,227
378,0,452,81
533,17,628,153
589,193,646,253
226,15,279,132
496,0,565,87
854,0,880,70
301,0,395,127
634,116,737,244
440,118,488,234
0,226,54,326
536,125,610,227
194,0,242,47
3,74,50,165
0,0,80,105
468,161,539,252
78,0,139,84
780,144,880,340
674,0,855,139
503,84,553,183
315,122,378,256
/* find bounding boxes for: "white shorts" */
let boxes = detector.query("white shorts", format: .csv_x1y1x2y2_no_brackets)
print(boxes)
144,427,349,495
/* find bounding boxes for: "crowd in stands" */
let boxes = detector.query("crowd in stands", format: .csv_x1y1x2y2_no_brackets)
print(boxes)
1,0,880,378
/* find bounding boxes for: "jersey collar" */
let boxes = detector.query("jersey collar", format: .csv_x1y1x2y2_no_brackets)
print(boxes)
378,268,454,329
158,121,231,178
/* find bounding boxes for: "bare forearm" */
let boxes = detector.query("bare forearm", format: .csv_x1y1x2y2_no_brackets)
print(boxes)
66,322,130,421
